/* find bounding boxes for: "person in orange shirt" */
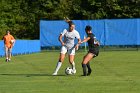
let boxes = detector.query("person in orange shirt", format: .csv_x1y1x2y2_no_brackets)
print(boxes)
2,30,15,62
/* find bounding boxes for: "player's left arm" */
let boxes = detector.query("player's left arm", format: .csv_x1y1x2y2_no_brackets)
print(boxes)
75,31,81,50
75,38,81,50
10,35,16,46
94,37,100,46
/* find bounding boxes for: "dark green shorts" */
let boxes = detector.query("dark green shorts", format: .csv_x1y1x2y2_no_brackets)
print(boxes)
88,48,99,57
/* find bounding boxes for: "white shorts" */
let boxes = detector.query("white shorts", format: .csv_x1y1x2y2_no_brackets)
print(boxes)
60,46,75,55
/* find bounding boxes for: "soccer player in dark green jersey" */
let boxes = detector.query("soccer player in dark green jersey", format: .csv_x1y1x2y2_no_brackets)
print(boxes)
79,25,100,76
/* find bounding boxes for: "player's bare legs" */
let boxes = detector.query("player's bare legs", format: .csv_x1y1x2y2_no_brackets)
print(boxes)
8,48,12,61
59,53,65,62
52,53,65,75
82,53,94,76
5,47,9,62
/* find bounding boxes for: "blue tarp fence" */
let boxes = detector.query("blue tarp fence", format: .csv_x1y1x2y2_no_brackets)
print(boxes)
1,19,139,56
0,40,40,57
40,18,140,47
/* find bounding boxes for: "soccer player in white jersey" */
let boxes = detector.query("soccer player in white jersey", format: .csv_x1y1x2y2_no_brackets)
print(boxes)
52,18,81,75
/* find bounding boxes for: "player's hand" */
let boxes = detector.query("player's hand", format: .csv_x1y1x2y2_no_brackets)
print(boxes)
61,42,65,46
97,41,100,46
75,44,79,50
95,41,100,46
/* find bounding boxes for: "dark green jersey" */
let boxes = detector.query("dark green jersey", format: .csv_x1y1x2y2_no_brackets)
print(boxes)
87,33,99,50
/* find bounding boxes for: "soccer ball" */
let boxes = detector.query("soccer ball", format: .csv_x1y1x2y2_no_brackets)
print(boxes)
65,67,73,75
10,40,14,44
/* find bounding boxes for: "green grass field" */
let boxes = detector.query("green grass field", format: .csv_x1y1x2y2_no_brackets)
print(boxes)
0,51,140,93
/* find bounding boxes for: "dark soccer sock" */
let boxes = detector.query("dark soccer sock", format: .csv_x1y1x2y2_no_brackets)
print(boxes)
82,64,87,76
86,62,92,75
87,62,91,71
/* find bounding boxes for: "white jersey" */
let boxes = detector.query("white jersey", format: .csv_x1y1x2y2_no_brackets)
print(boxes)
61,29,80,49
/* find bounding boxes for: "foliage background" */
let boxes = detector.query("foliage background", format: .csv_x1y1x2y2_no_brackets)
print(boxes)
0,0,139,39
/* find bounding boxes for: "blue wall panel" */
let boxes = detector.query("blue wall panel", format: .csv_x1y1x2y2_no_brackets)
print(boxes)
0,41,4,56
0,40,40,57
137,19,140,45
105,19,138,45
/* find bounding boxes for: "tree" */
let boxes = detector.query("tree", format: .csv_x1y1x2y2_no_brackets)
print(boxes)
0,0,139,39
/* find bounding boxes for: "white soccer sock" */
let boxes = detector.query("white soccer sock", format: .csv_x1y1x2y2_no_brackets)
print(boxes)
54,62,62,73
71,62,76,70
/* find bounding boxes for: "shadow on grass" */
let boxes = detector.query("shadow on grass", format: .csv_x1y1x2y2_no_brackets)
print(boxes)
0,73,66,77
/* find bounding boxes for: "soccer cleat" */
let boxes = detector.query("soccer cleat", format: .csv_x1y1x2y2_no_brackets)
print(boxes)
8,59,11,62
87,69,92,76
81,74,87,76
5,59,8,62
52,72,57,76
72,69,76,74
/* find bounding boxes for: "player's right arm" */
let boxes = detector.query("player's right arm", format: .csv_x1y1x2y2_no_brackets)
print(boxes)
2,36,4,40
59,29,67,46
2,36,6,44
58,34,65,46
80,37,90,44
